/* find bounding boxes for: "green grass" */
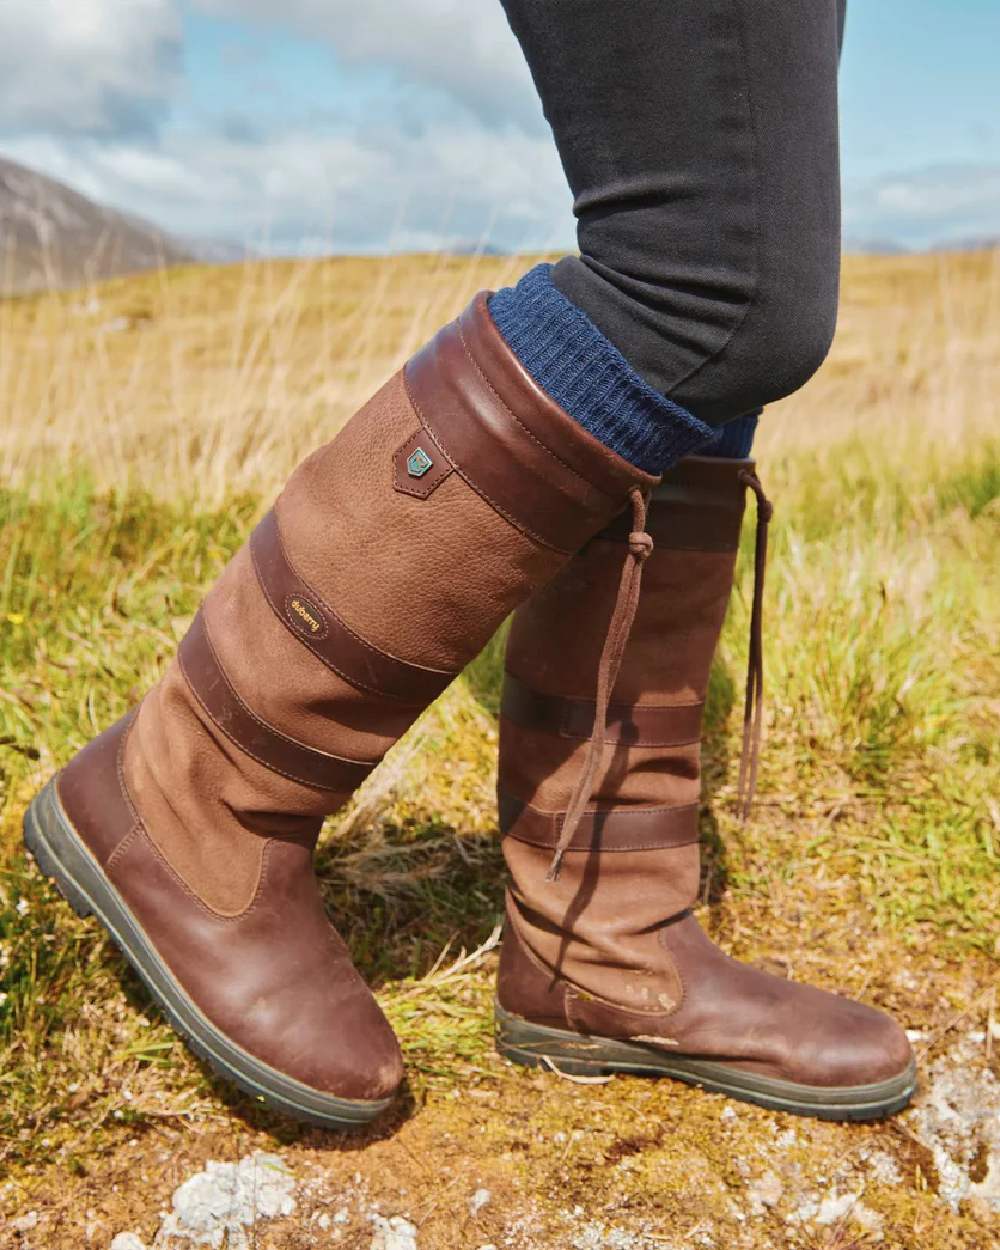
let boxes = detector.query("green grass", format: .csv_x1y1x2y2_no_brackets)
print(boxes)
1,436,998,1177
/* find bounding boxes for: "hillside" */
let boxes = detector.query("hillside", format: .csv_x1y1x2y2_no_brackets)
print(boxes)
0,155,192,294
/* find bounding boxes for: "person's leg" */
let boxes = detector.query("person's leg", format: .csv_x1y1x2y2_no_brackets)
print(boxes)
489,1,913,1120
497,0,846,427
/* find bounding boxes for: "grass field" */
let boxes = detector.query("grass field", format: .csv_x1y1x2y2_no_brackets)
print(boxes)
1,250,998,1248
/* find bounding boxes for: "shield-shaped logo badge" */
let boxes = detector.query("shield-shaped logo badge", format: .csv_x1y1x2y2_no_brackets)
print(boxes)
406,446,434,478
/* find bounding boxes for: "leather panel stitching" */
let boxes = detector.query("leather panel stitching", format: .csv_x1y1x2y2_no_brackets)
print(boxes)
402,371,571,556
179,614,374,792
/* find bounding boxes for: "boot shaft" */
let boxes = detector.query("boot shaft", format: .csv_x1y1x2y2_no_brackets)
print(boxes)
500,455,753,824
120,294,659,917
498,457,765,1013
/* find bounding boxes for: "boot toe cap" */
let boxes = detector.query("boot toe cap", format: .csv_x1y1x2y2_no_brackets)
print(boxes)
314,999,405,1103
780,989,914,1089
236,975,405,1105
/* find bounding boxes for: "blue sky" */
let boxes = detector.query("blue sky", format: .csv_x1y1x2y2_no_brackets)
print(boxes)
1,0,997,253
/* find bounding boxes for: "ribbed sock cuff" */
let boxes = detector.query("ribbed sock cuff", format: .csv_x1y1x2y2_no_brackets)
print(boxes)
703,411,759,459
488,264,714,475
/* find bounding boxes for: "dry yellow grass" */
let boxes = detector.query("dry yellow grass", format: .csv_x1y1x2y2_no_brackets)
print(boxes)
3,248,997,501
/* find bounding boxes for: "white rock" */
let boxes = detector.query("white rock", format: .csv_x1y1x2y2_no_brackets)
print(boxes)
334,1208,350,1223
851,1201,885,1239
568,1219,674,1249
814,1193,857,1225
719,1105,737,1121
747,1170,783,1212
155,1152,295,1248
865,1150,902,1186
12,1212,39,1232
369,1213,418,1250
110,1235,147,1250
909,1051,1000,1211
468,1188,491,1216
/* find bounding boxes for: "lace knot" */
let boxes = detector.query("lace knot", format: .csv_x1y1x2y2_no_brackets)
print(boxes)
628,531,654,560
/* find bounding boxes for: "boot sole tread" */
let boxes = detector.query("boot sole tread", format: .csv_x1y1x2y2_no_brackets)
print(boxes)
495,1002,917,1121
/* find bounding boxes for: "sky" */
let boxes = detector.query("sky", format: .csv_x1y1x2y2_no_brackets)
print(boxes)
0,0,996,254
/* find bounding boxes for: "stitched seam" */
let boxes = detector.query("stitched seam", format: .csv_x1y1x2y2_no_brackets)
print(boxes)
561,730,701,747
508,692,705,713
556,697,705,713
230,836,272,919
506,835,700,853
198,616,374,769
274,514,452,680
457,319,622,504
565,982,673,1020
501,716,702,744
404,371,572,556
115,713,143,828
105,821,142,872
570,735,701,748
505,800,701,822
134,822,267,922
508,906,572,988
658,922,688,1019
509,907,680,1021
252,522,449,705
180,621,374,792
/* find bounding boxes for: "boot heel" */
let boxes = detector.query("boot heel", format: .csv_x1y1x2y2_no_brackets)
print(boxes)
23,781,95,919
494,1002,618,1077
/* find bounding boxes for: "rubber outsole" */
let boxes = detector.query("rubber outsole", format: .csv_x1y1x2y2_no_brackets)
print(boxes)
495,1003,917,1122
23,778,396,1130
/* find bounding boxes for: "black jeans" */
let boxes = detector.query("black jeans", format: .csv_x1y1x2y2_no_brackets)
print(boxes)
500,0,847,427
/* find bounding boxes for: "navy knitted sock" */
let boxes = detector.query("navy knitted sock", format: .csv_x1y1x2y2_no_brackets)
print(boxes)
703,411,759,459
489,264,714,475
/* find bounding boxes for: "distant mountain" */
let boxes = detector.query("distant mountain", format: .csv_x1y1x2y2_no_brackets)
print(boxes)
843,235,1000,257
933,235,1000,253
0,156,193,294
842,236,911,256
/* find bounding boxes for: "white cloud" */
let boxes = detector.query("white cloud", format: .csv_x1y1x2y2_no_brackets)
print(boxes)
3,118,573,253
193,0,544,131
0,0,182,137
845,165,1000,247
0,0,565,251
1,4,993,254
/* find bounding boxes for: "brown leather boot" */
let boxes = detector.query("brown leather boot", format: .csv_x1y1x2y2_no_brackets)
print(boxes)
495,456,916,1120
23,293,658,1128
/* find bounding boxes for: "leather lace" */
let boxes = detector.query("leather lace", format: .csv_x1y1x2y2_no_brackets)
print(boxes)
545,471,773,883
546,486,653,883
735,469,773,822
